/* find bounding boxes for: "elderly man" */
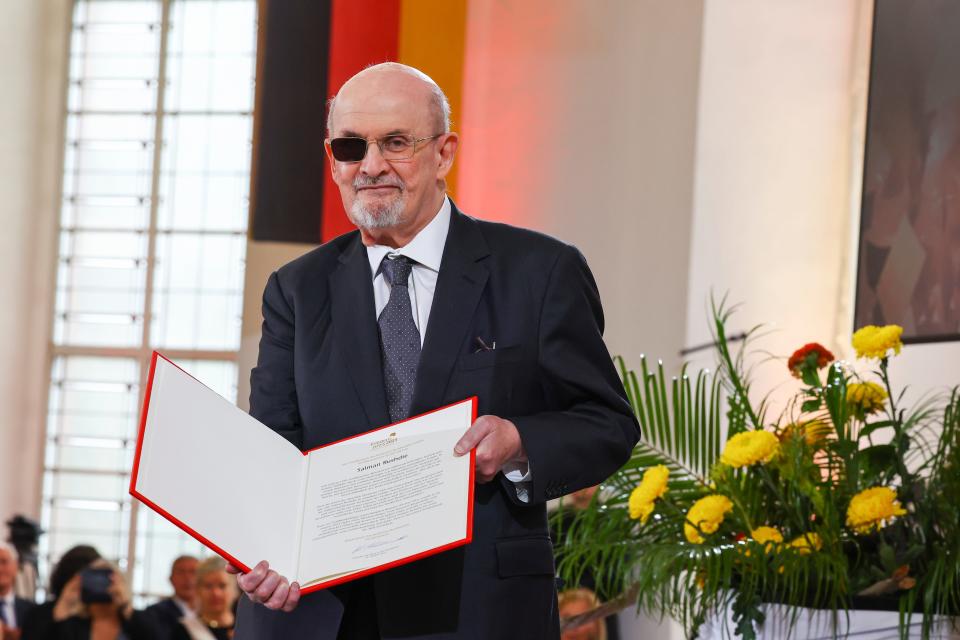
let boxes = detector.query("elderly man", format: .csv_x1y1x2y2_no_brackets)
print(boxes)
145,555,198,640
231,62,639,640
0,542,34,640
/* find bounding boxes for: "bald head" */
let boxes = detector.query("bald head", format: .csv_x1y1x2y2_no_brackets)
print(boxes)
326,62,450,137
323,62,459,248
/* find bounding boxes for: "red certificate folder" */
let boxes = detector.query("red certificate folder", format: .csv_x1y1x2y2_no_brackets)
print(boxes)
130,352,476,593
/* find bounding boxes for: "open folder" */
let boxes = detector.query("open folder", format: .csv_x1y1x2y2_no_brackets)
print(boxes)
130,353,476,593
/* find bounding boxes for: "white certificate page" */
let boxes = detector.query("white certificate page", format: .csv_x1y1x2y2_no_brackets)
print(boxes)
131,355,307,579
296,399,475,586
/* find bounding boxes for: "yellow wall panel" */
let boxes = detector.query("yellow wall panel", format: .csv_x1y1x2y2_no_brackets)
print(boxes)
398,0,468,197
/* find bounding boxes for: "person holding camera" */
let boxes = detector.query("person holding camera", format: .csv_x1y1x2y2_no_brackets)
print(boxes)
20,546,155,640
20,545,100,639
42,559,154,640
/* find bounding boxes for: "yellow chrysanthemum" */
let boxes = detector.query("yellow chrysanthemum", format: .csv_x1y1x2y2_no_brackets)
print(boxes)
720,430,780,468
852,325,903,360
787,532,822,555
751,526,784,553
684,495,733,544
628,465,670,523
846,382,888,416
846,487,907,534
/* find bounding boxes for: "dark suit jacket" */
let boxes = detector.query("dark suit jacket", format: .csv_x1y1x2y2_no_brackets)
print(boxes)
12,596,36,629
235,203,639,640
26,609,157,640
144,598,184,640
170,621,233,640
19,600,53,638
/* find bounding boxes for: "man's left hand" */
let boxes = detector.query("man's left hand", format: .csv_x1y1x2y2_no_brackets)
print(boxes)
454,415,526,483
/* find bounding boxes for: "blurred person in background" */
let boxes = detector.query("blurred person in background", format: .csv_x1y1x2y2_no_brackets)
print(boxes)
6,516,42,601
171,558,234,640
550,487,619,640
145,556,197,640
33,557,155,640
564,486,599,512
1,541,36,640
20,545,101,639
558,588,605,640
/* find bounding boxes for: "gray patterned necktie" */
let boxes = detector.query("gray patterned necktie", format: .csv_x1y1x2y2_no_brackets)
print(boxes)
378,255,422,422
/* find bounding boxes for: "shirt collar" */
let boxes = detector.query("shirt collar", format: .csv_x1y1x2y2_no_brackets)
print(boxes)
1,590,13,605
173,596,194,615
365,196,451,277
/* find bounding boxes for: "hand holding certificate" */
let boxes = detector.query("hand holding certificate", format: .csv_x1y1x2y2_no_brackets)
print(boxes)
130,353,476,603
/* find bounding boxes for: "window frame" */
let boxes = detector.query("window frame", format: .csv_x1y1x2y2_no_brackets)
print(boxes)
40,0,255,603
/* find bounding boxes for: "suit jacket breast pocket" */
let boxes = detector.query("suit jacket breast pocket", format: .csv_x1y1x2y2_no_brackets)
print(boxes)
454,346,524,416
457,345,523,371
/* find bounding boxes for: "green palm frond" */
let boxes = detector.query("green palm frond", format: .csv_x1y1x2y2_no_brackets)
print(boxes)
616,354,724,484
556,353,727,600
709,294,768,433
555,298,960,640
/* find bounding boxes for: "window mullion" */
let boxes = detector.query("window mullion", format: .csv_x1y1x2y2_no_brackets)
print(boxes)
125,0,172,582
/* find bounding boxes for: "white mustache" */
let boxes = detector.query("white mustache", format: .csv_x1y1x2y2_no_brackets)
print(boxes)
354,176,404,191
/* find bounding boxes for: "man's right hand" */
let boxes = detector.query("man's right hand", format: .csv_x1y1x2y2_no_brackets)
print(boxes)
227,561,301,612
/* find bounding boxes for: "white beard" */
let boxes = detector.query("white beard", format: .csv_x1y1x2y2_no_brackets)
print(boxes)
348,190,406,229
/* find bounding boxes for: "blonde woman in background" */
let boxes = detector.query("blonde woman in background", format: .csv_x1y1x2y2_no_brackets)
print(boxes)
558,588,606,640
171,559,235,640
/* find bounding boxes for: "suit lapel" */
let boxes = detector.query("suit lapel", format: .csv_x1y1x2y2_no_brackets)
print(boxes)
411,204,490,417
329,234,391,428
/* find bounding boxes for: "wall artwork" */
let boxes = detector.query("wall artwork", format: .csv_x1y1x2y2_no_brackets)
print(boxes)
856,0,960,343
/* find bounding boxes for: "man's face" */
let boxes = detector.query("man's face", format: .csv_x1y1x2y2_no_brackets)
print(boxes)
0,548,15,595
559,597,601,640
326,71,454,236
170,557,198,603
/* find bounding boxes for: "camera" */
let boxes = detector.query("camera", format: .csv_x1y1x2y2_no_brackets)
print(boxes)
80,568,113,604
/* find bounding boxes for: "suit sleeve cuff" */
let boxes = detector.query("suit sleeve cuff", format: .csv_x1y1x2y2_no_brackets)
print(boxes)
498,461,532,504
501,460,531,482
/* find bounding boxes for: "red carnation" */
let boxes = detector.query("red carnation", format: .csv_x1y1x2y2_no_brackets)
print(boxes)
788,342,835,378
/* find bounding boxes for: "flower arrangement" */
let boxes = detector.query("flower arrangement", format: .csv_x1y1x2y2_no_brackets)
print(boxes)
554,300,960,639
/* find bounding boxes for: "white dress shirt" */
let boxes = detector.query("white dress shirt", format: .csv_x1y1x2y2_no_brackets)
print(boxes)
364,196,532,502
1,591,16,628
173,596,195,619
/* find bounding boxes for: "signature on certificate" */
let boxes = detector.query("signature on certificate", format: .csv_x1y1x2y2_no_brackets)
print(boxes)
352,535,409,555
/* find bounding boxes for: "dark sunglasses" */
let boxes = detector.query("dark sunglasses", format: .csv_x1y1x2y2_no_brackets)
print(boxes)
327,134,443,163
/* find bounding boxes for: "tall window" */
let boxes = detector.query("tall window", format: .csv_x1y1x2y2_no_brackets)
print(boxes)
42,0,257,603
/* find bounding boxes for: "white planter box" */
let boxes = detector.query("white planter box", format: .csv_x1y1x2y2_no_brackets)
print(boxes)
699,602,960,639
